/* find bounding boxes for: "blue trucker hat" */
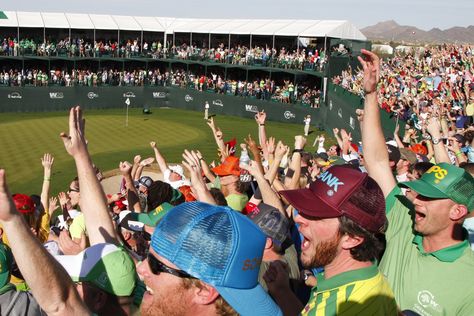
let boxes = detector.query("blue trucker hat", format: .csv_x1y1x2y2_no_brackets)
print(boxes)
151,202,282,316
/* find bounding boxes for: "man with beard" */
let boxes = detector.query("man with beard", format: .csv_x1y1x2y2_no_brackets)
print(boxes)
137,201,282,316
264,165,398,316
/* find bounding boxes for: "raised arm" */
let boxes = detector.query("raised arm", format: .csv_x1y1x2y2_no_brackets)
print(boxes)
425,117,450,164
206,117,226,152
150,141,169,173
196,150,216,183
0,169,90,315
182,150,216,205
358,49,397,197
60,106,119,245
40,153,54,212
241,160,284,214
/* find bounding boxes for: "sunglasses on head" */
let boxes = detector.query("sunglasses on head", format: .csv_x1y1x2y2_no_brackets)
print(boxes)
147,253,195,279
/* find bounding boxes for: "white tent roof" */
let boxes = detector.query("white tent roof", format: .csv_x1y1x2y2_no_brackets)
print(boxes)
0,11,366,41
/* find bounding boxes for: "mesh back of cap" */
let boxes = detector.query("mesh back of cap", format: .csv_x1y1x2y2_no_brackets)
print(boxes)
342,177,386,232
450,174,474,210
152,203,233,285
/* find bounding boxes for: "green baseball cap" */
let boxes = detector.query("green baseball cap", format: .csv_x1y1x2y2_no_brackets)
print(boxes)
0,243,12,289
55,243,136,296
130,202,174,226
400,163,474,211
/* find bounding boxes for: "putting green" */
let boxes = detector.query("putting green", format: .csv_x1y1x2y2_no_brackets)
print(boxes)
0,107,328,195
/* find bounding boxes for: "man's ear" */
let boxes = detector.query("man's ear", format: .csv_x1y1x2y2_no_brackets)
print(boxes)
450,203,468,222
341,234,364,250
191,282,220,306
264,237,273,250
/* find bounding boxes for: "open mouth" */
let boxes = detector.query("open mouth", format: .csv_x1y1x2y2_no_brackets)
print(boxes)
415,211,426,222
301,236,311,251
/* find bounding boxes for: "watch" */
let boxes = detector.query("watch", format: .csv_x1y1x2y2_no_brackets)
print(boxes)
432,137,441,145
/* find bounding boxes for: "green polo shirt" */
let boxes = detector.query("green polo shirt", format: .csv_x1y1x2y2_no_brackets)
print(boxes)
379,187,474,315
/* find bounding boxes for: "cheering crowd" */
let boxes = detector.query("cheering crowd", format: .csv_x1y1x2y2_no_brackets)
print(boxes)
0,36,327,71
1,49,474,315
333,44,474,128
0,67,321,106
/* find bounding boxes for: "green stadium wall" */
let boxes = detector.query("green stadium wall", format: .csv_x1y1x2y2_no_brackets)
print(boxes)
0,85,399,141
0,86,322,127
324,83,403,142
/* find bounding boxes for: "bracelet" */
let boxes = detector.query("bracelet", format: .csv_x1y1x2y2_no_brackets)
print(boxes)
44,177,51,181
292,149,303,154
455,151,463,157
259,124,265,126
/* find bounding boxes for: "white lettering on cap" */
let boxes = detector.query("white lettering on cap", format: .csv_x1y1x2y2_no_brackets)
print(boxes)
320,171,344,192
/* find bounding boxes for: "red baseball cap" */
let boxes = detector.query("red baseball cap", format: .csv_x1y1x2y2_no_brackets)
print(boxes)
12,194,35,214
279,166,386,232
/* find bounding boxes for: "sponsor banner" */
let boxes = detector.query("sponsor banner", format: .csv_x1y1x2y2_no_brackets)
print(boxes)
212,99,223,107
7,92,22,99
49,92,64,99
245,104,258,113
87,92,99,99
185,94,193,102
284,111,295,120
123,92,136,98
153,92,166,99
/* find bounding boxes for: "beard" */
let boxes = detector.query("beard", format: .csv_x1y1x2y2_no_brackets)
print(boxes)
303,232,342,269
141,280,189,316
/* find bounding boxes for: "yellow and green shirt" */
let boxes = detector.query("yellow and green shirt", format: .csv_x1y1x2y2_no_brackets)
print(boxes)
301,264,397,316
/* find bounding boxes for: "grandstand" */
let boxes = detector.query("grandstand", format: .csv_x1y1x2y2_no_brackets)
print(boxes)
0,11,394,141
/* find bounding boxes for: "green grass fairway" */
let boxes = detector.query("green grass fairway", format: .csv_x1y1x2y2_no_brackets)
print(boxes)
0,107,329,195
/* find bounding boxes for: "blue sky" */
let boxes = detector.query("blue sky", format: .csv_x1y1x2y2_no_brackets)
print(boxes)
2,0,472,30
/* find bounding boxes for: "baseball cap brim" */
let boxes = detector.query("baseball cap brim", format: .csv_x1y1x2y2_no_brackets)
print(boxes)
216,283,282,316
399,179,449,199
279,188,342,218
54,243,136,296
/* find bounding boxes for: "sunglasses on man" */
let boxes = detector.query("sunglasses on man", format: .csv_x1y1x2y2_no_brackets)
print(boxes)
147,253,195,279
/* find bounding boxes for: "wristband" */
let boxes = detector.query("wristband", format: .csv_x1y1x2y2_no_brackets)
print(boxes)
455,151,463,157
44,177,51,181
292,149,303,154
259,124,265,126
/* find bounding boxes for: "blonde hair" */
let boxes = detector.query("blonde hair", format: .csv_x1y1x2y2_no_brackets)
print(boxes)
182,278,238,316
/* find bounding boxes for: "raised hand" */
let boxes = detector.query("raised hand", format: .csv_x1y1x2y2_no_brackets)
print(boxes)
275,141,289,160
0,169,18,222
150,141,157,149
255,110,266,125
358,49,380,94
294,135,307,150
244,134,258,153
48,196,59,215
266,136,276,155
140,157,155,167
119,161,133,175
206,117,216,130
41,153,55,171
239,160,262,177
60,106,87,157
133,155,142,165
58,192,69,207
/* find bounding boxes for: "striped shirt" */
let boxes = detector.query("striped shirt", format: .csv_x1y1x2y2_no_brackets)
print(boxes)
301,264,397,316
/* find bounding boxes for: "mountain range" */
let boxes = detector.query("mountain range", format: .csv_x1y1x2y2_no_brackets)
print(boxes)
361,20,474,44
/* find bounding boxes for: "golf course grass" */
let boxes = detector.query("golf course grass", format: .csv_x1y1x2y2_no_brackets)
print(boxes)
0,107,329,195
